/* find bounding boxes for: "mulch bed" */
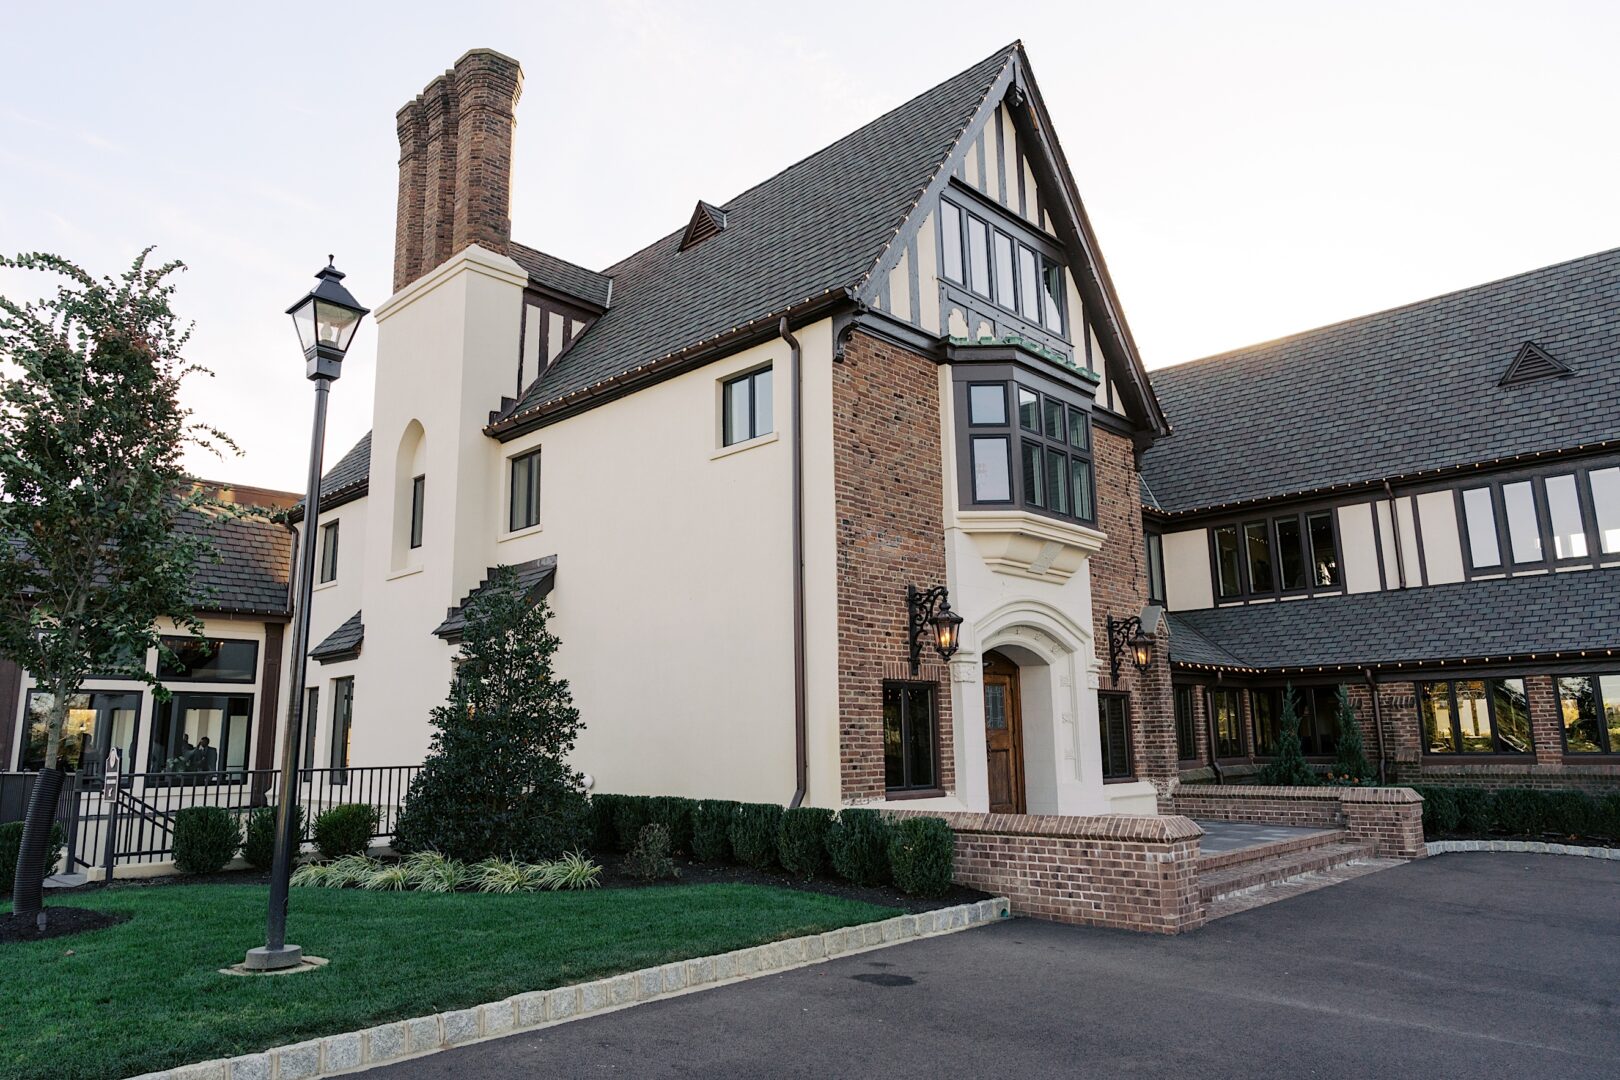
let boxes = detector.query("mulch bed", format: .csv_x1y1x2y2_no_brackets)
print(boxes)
0,907,131,945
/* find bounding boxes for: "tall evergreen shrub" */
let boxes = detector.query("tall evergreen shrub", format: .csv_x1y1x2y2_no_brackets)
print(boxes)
1257,684,1316,786
1328,685,1374,784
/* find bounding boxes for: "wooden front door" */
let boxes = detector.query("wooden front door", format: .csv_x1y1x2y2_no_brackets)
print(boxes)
982,651,1025,814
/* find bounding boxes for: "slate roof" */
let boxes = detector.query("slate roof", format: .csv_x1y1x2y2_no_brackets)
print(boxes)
175,508,293,617
431,556,557,641
509,242,612,309
1167,568,1620,671
290,431,372,522
498,44,1018,421
1140,248,1620,514
309,610,363,662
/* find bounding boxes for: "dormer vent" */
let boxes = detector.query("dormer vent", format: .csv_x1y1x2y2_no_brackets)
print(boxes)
679,201,729,250
1499,341,1572,386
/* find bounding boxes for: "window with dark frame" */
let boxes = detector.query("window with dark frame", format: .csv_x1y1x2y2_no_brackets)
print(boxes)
1557,673,1620,754
409,474,425,549
1173,684,1197,761
302,686,320,772
722,366,773,446
1250,688,1280,756
883,681,938,792
938,195,1068,338
1460,468,1619,574
330,676,355,783
157,637,258,683
18,690,139,775
509,448,541,532
1211,688,1244,758
1099,692,1132,779
147,693,253,780
1420,678,1533,755
1146,533,1166,604
958,373,1095,525
318,521,339,584
1211,510,1341,601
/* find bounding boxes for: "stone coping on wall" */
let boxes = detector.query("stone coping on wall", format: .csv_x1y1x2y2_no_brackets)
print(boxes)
884,807,1205,843
1427,839,1620,859
128,897,1010,1080
1171,784,1420,804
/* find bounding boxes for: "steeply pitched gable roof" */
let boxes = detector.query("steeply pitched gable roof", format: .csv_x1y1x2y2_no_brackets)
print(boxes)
1141,247,1620,514
493,44,1020,428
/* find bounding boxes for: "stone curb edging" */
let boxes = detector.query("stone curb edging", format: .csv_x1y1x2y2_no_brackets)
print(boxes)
130,897,1011,1080
1427,839,1620,859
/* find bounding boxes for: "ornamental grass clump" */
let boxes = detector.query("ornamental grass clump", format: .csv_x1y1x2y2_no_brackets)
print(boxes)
777,807,834,880
828,808,890,886
171,806,241,875
401,850,468,893
535,851,602,890
887,816,955,898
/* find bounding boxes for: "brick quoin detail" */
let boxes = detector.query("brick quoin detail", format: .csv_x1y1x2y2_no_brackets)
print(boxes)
1090,425,1177,791
834,331,954,802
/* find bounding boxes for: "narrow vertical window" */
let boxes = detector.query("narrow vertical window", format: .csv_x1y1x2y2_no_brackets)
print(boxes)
1544,474,1587,559
1045,447,1068,515
1250,689,1279,755
1212,689,1243,757
1146,533,1165,604
993,232,1016,308
318,521,339,583
330,676,354,783
1017,244,1040,321
1244,522,1274,593
1454,680,1492,752
1021,442,1044,508
1462,486,1501,568
1420,682,1456,753
1040,258,1066,334
1307,511,1340,586
1275,516,1307,590
940,200,964,283
1017,387,1039,431
883,681,938,791
1070,458,1094,522
722,367,773,446
302,687,320,772
508,448,542,532
409,475,425,550
971,437,1011,502
1502,480,1541,563
1493,678,1532,753
1173,685,1197,761
1590,467,1620,554
1559,676,1603,753
1098,693,1132,779
966,215,991,298
1213,525,1242,598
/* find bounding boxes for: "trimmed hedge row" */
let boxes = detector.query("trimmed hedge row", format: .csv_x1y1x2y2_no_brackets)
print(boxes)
588,794,955,896
1412,786,1620,841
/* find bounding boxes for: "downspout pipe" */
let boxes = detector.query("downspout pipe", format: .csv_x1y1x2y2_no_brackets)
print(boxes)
1365,667,1388,785
1384,480,1408,589
781,318,808,808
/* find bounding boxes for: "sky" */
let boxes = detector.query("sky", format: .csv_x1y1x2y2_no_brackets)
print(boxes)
2,1,1616,493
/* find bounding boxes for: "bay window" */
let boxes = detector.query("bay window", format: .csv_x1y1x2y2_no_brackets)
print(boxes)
955,367,1095,526
938,193,1068,339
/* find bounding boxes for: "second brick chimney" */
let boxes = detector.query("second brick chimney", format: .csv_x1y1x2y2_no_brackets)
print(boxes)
394,49,523,292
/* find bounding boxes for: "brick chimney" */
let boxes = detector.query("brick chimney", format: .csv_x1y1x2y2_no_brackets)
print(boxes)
393,49,523,292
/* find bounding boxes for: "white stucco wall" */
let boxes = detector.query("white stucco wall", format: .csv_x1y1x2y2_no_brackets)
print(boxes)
1161,527,1214,610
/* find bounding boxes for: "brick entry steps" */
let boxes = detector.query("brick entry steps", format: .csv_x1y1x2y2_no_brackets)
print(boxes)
1195,824,1401,919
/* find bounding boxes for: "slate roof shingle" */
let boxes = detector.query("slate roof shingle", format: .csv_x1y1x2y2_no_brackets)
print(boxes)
175,508,293,617
508,243,612,309
1141,248,1620,514
1167,568,1620,671
309,610,363,662
431,556,557,641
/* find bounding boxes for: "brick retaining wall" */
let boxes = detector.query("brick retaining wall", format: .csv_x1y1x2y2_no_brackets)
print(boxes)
888,809,1206,934
1166,786,1426,859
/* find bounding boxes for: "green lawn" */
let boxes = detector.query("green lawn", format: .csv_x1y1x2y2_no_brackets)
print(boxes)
2,883,894,1080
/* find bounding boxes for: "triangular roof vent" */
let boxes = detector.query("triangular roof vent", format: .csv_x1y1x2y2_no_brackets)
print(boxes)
1499,341,1572,386
679,201,728,251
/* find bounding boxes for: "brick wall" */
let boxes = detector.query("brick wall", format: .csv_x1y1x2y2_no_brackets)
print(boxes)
1165,785,1426,858
833,331,954,802
888,809,1206,933
1090,425,1177,790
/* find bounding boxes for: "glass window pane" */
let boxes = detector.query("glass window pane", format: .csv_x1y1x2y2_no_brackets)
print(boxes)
1251,690,1279,755
158,638,257,682
1421,683,1455,753
1308,511,1340,586
1017,388,1039,431
1046,447,1069,515
20,691,138,775
1100,695,1131,778
1147,533,1165,603
410,475,425,549
319,522,339,583
1462,487,1501,567
1558,676,1600,753
967,216,991,298
971,437,1011,502
303,687,320,771
1602,674,1620,754
1308,686,1341,755
968,383,1006,426
940,201,963,283
1042,397,1064,440
1244,522,1275,593
752,369,773,437
1214,526,1242,598
331,677,354,775
993,232,1016,307
1018,245,1040,320
1454,680,1493,752
723,375,750,445
1214,690,1242,757
1274,516,1307,590
1067,409,1089,451
1545,474,1586,559
1041,259,1065,334
1174,685,1197,761
882,685,905,787
1591,467,1620,554
1492,678,1531,754
1021,441,1044,508
1503,480,1541,562
1070,457,1094,521
905,685,935,789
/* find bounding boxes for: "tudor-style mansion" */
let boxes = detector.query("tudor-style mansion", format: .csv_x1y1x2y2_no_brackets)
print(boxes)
3,44,1617,825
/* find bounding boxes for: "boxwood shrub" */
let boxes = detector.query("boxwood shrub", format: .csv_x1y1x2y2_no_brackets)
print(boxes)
173,806,242,874
777,806,834,879
241,805,306,871
887,816,954,897
647,796,695,854
1412,785,1620,841
313,803,376,860
589,793,622,853
0,821,65,896
828,808,890,886
730,802,782,869
691,799,740,863
612,795,655,853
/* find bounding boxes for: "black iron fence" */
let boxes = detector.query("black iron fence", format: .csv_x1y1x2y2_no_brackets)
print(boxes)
1,766,420,874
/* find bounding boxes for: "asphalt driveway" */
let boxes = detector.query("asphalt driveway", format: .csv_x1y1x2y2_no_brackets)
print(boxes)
368,853,1620,1078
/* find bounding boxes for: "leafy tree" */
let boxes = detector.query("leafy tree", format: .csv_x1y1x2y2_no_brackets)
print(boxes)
1256,683,1317,786
393,566,590,861
0,251,231,919
1329,685,1375,783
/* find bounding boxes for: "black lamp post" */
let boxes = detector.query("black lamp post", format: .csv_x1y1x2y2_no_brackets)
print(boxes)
907,585,964,676
244,259,368,973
